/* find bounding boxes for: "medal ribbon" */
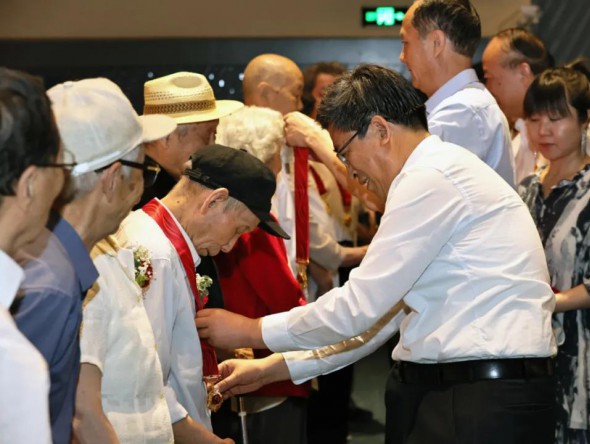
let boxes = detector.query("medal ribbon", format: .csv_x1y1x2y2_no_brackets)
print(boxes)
142,199,219,375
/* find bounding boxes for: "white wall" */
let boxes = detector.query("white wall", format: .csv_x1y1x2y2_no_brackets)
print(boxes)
0,0,530,39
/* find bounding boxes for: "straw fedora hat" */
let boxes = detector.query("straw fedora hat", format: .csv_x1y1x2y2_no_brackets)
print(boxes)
143,72,243,124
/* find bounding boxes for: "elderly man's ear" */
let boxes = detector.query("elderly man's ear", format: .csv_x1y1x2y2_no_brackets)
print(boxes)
258,82,275,104
202,188,230,213
100,163,123,203
14,165,39,210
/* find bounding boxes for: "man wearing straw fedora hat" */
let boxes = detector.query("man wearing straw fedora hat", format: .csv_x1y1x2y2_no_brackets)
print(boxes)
138,71,243,208
138,71,244,323
132,73,242,443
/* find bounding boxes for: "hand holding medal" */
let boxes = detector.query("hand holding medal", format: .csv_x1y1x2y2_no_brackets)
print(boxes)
203,374,223,412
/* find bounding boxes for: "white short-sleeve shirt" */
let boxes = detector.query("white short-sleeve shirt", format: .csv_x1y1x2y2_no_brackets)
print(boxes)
80,236,173,443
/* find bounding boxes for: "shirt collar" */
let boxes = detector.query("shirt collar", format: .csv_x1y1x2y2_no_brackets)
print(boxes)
403,135,443,171
92,235,138,285
91,235,120,258
389,135,443,197
49,213,99,294
0,249,24,309
426,69,481,114
156,199,201,268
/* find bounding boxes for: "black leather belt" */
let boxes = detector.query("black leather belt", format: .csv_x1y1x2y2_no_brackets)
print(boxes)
393,357,554,385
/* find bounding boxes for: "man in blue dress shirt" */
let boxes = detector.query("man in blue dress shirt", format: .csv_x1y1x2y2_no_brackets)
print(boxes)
400,0,515,186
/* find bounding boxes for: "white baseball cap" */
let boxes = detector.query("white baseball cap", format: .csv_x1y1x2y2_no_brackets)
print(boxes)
48,78,176,176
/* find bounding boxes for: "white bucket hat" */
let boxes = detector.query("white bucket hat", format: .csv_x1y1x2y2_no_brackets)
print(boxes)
143,72,243,124
48,78,176,176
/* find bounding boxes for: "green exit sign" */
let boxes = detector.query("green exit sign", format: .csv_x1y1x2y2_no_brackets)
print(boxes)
362,6,408,27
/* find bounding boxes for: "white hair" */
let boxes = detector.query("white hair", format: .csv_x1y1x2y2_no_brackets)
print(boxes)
216,106,284,166
69,145,142,199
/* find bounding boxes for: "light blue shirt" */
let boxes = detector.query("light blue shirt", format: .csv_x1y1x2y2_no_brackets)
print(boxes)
16,214,98,444
426,69,515,187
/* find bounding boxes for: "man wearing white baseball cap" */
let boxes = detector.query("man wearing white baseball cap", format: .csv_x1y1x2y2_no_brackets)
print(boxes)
14,77,176,444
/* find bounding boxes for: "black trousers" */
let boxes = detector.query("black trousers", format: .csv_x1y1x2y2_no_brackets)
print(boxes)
385,365,556,444
212,397,307,444
307,365,354,444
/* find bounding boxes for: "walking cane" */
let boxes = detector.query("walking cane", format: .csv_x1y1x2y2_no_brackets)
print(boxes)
238,396,249,444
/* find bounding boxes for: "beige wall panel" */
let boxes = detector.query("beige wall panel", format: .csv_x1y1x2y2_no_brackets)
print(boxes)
0,0,530,39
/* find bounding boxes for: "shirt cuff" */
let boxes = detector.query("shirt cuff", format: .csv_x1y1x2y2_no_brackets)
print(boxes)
164,385,188,423
281,350,321,384
261,312,298,352
79,355,104,374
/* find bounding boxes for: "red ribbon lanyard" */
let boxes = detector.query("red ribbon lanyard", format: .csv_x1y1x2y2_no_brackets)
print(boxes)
294,147,310,289
142,199,219,375
309,165,327,196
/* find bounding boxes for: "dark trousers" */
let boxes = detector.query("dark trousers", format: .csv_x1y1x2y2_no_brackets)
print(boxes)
212,397,307,444
307,365,354,444
385,364,556,444
306,248,357,444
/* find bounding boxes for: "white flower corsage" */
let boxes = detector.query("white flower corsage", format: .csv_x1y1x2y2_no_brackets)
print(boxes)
196,273,213,305
133,246,153,293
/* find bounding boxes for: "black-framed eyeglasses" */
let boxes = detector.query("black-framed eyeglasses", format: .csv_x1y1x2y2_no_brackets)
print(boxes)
334,130,360,165
36,148,77,171
118,159,161,188
95,158,161,188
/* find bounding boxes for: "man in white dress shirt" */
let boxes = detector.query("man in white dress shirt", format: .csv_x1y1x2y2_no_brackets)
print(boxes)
0,68,66,443
482,28,552,184
400,0,515,186
117,145,288,444
196,65,557,444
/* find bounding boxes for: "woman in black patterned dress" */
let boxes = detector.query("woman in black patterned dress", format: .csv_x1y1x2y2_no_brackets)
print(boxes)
519,63,590,443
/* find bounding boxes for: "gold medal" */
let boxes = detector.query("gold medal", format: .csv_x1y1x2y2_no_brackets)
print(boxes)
203,375,223,412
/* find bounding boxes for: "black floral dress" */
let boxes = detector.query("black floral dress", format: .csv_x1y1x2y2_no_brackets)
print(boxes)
520,164,590,444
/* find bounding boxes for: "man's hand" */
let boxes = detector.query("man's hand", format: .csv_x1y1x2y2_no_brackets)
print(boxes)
341,245,369,268
284,111,326,148
196,309,265,349
216,354,290,399
308,261,334,298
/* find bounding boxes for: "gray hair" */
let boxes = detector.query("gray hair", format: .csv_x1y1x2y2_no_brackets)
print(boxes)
412,0,481,58
69,145,142,200
216,106,284,167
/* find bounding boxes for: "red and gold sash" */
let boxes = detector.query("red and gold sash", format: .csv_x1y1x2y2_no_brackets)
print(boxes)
294,147,310,290
142,199,219,376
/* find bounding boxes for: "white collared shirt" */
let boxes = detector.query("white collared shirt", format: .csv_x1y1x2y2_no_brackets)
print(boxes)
263,136,556,379
272,169,297,278
80,236,173,443
0,249,51,443
116,203,211,430
426,69,515,187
